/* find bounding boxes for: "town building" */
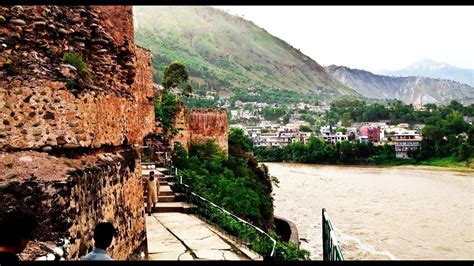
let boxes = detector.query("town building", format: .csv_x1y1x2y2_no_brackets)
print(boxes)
320,125,333,135
359,125,381,143
322,132,348,144
250,129,311,148
395,130,422,158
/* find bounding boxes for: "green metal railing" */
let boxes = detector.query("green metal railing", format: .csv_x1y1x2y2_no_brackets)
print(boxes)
322,208,344,261
168,166,277,258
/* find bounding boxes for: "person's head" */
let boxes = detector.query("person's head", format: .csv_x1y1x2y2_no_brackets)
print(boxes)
93,222,116,250
0,210,38,253
149,171,154,181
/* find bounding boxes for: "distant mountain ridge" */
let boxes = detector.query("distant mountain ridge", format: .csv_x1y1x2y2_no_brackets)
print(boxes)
325,65,474,105
133,6,361,100
377,59,474,87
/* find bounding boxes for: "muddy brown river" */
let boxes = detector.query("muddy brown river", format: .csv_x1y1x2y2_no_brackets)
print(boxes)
265,163,474,260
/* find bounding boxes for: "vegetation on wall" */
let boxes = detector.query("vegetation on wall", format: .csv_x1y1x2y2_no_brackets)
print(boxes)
154,61,194,135
63,52,93,91
154,92,181,135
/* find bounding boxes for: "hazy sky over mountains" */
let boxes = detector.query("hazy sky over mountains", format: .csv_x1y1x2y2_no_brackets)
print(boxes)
215,6,474,72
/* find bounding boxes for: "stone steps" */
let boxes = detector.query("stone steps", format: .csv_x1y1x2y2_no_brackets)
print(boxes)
144,193,185,202
141,167,191,214
157,195,176,202
142,168,168,175
159,191,174,196
144,185,174,196
152,202,195,213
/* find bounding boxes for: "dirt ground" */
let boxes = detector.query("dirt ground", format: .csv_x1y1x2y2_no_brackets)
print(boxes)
0,151,110,182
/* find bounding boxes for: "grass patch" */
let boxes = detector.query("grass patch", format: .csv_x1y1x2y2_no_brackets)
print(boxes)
62,52,93,92
63,52,88,72
417,156,470,169
64,159,73,167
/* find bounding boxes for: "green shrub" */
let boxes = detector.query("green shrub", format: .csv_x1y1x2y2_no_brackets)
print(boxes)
172,131,310,260
154,92,181,134
63,52,93,91
268,231,311,260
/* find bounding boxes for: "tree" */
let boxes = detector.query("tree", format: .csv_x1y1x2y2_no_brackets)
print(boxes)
341,112,352,127
161,61,193,97
338,141,355,162
229,128,254,153
336,127,347,134
154,92,181,134
458,142,472,161
299,125,312,132
468,125,474,146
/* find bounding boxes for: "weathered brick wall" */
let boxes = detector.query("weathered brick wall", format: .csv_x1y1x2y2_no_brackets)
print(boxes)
170,108,228,153
129,46,154,143
90,6,135,48
66,149,145,260
0,6,154,150
0,5,152,261
184,108,228,153
170,103,189,150
0,149,145,260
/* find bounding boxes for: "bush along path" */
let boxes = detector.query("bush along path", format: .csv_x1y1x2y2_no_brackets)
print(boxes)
169,128,311,260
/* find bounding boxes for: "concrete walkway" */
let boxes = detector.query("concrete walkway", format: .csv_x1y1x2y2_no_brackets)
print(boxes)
146,212,262,261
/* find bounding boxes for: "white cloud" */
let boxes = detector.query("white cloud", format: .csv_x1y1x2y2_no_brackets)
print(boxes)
214,6,474,72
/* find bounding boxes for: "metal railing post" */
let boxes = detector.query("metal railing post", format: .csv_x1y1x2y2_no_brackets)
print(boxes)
322,208,327,261
322,208,344,261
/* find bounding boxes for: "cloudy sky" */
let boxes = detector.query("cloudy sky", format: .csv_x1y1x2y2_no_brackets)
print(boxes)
214,6,474,73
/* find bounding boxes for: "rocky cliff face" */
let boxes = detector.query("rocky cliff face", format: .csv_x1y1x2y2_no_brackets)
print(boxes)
0,5,154,151
379,59,474,87
0,5,153,260
325,65,474,105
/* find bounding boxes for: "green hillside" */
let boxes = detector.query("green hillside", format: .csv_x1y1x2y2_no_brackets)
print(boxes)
133,6,360,99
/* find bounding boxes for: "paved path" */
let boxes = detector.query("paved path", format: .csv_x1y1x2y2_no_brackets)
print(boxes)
146,212,262,260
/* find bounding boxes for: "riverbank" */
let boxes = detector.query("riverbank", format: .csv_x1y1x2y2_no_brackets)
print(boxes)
259,156,474,172
373,156,474,171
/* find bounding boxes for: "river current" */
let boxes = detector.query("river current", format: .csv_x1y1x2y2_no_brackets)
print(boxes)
266,163,474,260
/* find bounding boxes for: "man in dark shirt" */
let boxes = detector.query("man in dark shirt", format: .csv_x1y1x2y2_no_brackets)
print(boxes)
0,210,38,263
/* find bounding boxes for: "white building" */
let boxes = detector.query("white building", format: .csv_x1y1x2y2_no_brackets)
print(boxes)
320,125,333,135
322,132,348,144
395,130,422,158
